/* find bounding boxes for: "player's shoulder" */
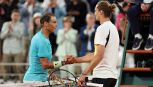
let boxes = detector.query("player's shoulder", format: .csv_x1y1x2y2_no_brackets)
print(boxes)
96,23,108,32
31,32,47,47
32,32,43,42
98,21,116,30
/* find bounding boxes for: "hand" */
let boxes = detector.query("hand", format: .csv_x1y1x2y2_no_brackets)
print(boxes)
64,55,77,64
77,74,87,87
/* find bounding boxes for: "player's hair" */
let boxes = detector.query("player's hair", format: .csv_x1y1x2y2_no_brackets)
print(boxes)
96,0,116,17
40,13,55,25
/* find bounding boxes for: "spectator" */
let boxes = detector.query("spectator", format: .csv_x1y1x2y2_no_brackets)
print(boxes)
115,2,130,45
80,13,98,56
0,0,19,79
0,0,19,31
45,0,67,34
127,0,153,50
29,12,42,39
79,12,98,74
19,0,43,36
55,16,78,77
115,2,135,72
0,9,25,82
0,0,12,60
67,0,87,32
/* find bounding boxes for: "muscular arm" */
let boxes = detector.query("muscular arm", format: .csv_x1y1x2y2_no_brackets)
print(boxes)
40,58,54,69
40,57,71,69
76,53,94,63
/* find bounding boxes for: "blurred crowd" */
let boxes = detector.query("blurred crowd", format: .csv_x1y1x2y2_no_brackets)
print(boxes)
0,0,153,83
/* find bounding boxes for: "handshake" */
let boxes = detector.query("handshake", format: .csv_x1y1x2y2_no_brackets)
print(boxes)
64,55,78,65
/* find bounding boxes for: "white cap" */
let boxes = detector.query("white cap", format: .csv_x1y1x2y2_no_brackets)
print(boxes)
143,0,153,3
33,13,42,18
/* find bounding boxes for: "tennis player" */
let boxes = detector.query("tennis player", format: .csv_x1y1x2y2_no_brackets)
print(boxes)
23,13,72,83
67,1,119,87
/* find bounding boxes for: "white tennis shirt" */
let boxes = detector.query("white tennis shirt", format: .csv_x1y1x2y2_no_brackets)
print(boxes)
93,21,119,79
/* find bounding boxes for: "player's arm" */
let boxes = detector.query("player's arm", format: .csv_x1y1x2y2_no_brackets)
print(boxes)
40,57,72,69
74,44,103,63
40,58,54,69
81,44,105,75
38,39,69,69
75,53,94,63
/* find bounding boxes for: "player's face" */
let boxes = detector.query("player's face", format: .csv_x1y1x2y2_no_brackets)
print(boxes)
48,16,57,33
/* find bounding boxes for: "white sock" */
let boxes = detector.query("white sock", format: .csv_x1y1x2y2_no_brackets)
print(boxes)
135,33,142,39
148,34,153,39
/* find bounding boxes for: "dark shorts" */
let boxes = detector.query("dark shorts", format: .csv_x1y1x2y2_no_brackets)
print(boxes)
86,77,117,87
